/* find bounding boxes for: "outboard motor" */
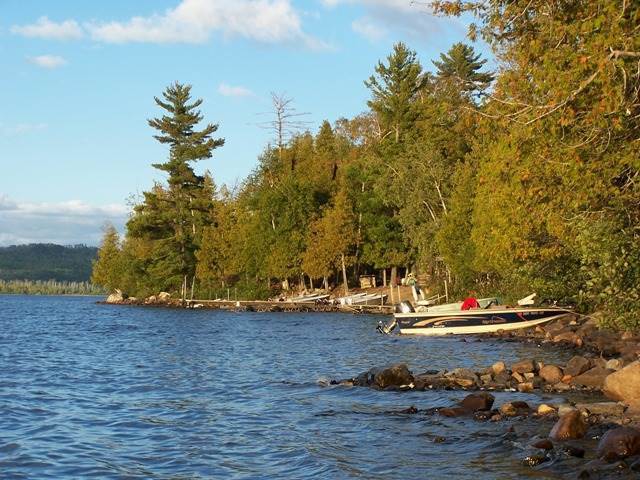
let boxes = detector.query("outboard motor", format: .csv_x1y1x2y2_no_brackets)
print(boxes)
395,300,415,314
377,318,397,334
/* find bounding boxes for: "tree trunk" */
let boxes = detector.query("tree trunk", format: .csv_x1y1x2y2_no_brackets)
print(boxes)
309,276,314,291
382,268,387,287
323,275,328,292
391,266,397,287
341,253,349,296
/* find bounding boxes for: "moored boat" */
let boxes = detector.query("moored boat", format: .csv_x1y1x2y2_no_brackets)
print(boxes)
378,295,572,336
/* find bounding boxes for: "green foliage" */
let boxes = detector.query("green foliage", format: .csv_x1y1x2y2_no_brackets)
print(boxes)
93,19,640,329
433,42,493,95
91,224,123,292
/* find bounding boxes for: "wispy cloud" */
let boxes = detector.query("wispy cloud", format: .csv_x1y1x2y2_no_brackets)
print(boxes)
85,0,329,50
218,83,255,98
0,123,48,136
11,16,84,40
320,0,464,40
0,195,128,246
351,16,386,42
28,55,67,69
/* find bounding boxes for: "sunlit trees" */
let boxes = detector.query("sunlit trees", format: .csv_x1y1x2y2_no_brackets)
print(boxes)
91,224,123,292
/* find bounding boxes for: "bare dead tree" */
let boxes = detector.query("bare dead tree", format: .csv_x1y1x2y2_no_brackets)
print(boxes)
257,92,311,163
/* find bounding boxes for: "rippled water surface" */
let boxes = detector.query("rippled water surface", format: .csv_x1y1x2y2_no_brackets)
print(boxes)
1,295,583,479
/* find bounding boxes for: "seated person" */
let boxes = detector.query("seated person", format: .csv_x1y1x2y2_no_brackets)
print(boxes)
461,295,480,310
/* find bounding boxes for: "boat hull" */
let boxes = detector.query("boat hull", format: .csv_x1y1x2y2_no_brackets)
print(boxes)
394,309,570,336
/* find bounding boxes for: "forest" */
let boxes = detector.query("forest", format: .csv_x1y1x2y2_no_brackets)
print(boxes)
92,0,640,330
0,244,97,282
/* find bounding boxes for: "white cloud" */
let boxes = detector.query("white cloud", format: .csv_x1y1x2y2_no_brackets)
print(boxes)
28,55,67,69
0,196,128,246
351,16,386,42
218,83,255,98
85,0,328,49
320,0,463,40
11,16,84,40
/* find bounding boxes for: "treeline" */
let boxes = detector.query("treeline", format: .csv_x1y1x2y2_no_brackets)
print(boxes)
0,279,104,296
93,0,640,329
0,244,98,282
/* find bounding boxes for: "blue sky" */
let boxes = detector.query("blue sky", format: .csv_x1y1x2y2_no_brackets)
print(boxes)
0,0,489,246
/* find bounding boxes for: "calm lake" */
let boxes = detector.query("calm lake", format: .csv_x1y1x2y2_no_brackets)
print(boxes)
1,295,583,479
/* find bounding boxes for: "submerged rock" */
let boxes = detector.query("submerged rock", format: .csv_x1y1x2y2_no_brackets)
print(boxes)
499,401,530,417
549,410,587,441
596,426,640,461
459,392,495,412
373,364,414,390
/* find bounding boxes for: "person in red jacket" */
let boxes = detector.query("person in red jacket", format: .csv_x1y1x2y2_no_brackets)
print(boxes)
461,294,480,310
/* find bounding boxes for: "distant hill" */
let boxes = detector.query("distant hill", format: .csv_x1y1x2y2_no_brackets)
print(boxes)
0,244,98,282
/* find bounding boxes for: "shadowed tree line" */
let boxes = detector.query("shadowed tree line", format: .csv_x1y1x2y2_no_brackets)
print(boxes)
93,0,640,329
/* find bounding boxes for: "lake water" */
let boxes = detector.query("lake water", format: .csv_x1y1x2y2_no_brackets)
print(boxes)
1,295,586,479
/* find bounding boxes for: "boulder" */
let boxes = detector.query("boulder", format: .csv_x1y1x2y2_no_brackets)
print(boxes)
603,361,640,408
511,359,536,374
539,364,563,384
157,291,171,302
571,366,613,389
106,289,124,304
549,410,587,441
511,371,525,383
145,295,157,304
596,427,640,461
459,392,495,412
537,404,556,415
373,364,414,389
564,356,591,377
491,361,506,375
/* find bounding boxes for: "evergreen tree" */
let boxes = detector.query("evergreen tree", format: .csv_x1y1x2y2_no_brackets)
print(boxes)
91,224,123,292
129,82,224,300
364,42,427,143
433,42,493,95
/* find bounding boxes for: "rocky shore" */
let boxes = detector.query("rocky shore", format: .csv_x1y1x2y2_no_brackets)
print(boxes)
330,357,640,477
101,289,393,314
